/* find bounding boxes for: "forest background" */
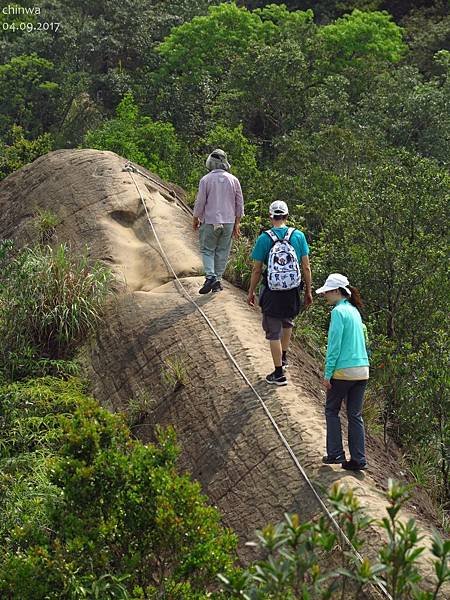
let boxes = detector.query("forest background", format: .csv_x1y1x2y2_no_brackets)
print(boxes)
0,2,449,596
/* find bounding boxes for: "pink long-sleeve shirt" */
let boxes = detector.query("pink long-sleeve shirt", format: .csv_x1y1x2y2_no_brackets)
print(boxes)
193,169,244,224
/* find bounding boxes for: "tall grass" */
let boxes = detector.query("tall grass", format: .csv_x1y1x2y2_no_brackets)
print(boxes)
0,240,112,379
32,208,61,245
224,236,253,290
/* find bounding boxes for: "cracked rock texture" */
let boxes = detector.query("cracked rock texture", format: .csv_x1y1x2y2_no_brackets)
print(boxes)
0,150,446,588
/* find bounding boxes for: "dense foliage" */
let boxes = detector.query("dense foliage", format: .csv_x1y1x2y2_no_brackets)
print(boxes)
0,376,237,599
0,0,448,568
221,481,450,599
0,231,238,598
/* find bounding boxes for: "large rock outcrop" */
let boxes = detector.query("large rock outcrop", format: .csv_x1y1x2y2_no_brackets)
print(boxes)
0,150,444,587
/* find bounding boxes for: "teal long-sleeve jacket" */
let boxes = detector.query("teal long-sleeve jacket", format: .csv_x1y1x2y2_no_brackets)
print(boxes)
324,299,369,380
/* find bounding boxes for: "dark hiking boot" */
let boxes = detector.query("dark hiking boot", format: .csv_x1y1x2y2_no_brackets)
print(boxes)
322,455,346,464
265,371,287,386
342,459,367,471
211,280,223,293
199,277,217,294
282,355,289,369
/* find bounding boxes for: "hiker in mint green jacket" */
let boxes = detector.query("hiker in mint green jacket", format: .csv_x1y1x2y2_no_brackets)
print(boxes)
316,273,369,471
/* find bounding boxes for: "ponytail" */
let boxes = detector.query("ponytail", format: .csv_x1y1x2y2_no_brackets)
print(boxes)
339,285,364,312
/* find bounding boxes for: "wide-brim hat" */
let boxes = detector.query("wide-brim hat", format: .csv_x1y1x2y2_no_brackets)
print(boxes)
206,148,230,171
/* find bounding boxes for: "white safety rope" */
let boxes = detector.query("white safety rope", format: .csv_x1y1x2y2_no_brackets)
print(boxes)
124,162,392,600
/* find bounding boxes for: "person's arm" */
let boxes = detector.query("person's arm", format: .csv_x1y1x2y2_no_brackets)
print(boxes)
323,310,344,384
247,260,263,306
233,179,244,238
301,255,313,308
193,178,207,230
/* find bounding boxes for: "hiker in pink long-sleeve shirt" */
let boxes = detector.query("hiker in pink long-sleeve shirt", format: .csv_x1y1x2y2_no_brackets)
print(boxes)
193,149,244,294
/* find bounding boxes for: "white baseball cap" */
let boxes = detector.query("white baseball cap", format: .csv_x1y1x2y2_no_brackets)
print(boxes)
269,200,289,217
316,273,352,296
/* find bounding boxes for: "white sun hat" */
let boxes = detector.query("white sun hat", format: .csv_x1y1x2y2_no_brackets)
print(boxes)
269,200,289,217
316,273,352,295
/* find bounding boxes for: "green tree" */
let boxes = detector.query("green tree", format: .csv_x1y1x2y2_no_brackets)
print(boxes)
0,125,53,181
356,60,450,164
85,92,189,183
217,35,314,143
314,148,448,342
402,2,450,75
0,53,59,136
156,3,265,84
0,2,222,152
316,9,407,94
153,3,275,137
241,2,384,22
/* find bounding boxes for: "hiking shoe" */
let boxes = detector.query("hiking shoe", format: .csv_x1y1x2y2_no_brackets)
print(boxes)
342,459,367,471
211,280,223,293
282,355,289,369
322,455,346,465
265,371,287,386
199,277,217,294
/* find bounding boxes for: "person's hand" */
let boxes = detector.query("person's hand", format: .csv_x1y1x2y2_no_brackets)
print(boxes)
303,291,313,309
193,217,200,231
322,379,332,390
247,291,256,307
233,223,241,239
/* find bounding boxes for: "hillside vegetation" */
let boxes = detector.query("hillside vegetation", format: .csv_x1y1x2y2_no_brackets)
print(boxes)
0,237,448,598
0,1,449,597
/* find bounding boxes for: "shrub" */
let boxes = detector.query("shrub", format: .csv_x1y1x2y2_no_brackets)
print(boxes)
0,241,112,380
0,377,92,557
224,236,254,290
369,333,450,507
85,92,190,185
0,125,53,182
32,208,61,245
220,480,450,599
0,377,237,599
293,301,328,363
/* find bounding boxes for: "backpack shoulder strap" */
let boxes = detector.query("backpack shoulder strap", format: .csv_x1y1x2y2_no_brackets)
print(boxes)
284,227,296,242
264,229,279,244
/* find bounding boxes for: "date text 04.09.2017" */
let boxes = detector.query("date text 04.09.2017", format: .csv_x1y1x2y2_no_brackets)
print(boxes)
2,22,61,32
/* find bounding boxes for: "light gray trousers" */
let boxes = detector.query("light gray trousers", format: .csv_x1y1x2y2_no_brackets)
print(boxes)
198,223,234,280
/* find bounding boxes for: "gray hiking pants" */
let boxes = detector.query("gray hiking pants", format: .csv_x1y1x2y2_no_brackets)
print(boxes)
199,223,234,280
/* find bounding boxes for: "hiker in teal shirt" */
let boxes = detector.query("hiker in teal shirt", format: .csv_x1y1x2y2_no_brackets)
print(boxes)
324,299,369,380
316,273,369,471
247,201,312,386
